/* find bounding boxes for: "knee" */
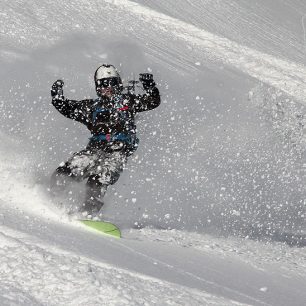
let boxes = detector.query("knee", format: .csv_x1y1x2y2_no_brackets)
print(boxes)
87,170,120,187
87,175,103,188
109,171,120,185
99,169,121,185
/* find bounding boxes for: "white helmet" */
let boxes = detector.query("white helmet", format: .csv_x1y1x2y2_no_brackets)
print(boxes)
94,64,122,86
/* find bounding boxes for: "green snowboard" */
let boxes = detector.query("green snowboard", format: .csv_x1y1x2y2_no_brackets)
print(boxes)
80,220,121,238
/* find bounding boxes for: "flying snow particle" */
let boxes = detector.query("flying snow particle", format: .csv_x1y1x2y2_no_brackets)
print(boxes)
232,210,240,216
248,91,254,100
260,287,268,292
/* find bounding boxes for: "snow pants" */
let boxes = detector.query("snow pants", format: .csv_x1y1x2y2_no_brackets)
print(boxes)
51,146,127,213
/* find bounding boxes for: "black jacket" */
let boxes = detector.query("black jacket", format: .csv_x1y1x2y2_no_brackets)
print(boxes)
52,88,160,150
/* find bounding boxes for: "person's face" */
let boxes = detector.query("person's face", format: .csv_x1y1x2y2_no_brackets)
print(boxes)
97,78,119,98
100,86,115,98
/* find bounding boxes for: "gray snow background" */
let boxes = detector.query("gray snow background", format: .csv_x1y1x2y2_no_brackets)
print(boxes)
1,0,306,305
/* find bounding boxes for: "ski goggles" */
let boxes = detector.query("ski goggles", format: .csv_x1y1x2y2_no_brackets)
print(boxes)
96,77,120,88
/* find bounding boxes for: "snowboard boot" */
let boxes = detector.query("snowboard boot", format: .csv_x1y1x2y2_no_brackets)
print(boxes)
79,183,107,218
79,196,104,218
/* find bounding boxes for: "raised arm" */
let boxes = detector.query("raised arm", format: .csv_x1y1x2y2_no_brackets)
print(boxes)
51,80,91,123
134,73,161,112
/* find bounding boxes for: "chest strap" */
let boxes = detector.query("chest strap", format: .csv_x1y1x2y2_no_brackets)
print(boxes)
90,133,131,143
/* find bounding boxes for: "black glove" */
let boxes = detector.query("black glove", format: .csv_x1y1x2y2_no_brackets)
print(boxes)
139,73,156,90
51,80,64,97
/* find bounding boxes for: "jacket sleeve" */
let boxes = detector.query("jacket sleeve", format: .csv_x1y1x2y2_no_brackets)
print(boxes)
52,96,92,124
134,87,161,113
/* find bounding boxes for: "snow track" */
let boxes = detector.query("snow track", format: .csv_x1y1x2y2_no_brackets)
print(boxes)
2,0,306,101
103,0,306,102
0,226,237,306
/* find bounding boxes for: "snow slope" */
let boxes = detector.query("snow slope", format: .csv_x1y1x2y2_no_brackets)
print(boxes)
1,0,306,305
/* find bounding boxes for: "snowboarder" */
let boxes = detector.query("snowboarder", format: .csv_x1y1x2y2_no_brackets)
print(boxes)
50,64,160,216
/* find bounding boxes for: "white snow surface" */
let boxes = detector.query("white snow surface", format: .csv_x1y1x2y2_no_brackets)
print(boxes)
1,0,306,305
